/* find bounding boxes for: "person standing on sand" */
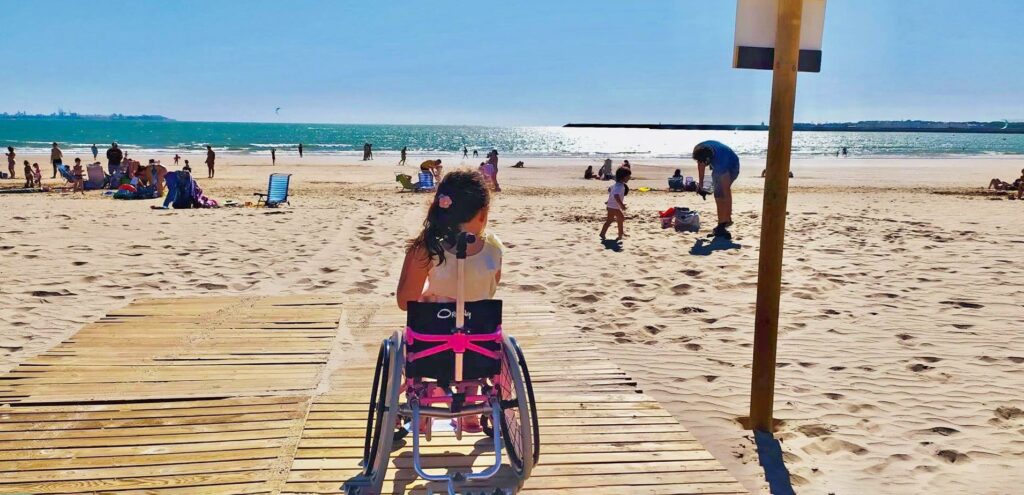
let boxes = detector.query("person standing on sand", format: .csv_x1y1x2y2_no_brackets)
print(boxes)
463,146,468,158
298,143,304,158
367,143,373,160
600,166,631,241
106,142,123,175
473,149,478,158
486,149,500,192
271,147,276,166
693,140,740,239
23,161,33,187
91,144,98,160
50,142,63,178
174,154,181,166
399,146,407,166
6,147,15,179
205,145,215,179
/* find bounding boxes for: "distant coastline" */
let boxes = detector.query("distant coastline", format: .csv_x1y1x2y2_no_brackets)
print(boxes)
565,120,1024,135
0,112,173,122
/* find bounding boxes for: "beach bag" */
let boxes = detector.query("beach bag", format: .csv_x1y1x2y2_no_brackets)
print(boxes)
674,208,700,233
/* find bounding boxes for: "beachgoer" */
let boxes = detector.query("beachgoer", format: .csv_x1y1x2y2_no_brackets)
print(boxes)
183,160,192,173
5,147,15,179
23,161,33,187
463,146,469,158
600,167,630,241
598,158,613,180
71,158,85,193
420,159,443,178
400,146,407,166
173,154,181,166
673,169,683,178
298,143,304,158
367,143,373,160
362,143,370,161
395,170,500,432
584,165,595,179
205,145,215,179
841,146,848,157
91,144,98,160
473,149,478,158
693,140,740,239
50,142,63,178
622,160,631,170
106,143,123,175
486,149,500,191
511,161,524,168
271,148,276,166
31,163,42,187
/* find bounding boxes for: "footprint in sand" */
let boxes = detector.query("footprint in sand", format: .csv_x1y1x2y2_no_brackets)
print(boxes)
940,300,984,309
936,449,970,464
197,283,228,290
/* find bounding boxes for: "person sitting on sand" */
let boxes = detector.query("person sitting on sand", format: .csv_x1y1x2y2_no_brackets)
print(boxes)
511,161,524,168
584,165,596,179
396,170,501,433
23,161,33,188
600,167,631,241
420,159,443,179
32,163,42,187
71,158,85,193
598,158,613,180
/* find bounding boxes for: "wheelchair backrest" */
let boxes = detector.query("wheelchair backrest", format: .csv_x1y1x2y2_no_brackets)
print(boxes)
405,300,502,382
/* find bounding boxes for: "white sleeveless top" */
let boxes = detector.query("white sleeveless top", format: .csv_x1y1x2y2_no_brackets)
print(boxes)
421,233,503,303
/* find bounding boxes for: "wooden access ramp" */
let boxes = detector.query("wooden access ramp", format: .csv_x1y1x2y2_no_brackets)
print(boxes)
0,295,747,495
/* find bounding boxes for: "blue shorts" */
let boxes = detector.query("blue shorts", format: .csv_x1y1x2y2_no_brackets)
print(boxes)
711,166,739,198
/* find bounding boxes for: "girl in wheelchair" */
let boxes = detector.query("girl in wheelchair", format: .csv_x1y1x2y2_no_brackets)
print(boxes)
396,170,503,433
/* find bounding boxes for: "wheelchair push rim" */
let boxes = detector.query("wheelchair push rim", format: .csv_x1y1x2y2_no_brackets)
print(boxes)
492,334,536,479
352,331,404,494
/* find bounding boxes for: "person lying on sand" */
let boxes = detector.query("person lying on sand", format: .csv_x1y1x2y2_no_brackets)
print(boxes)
988,168,1024,196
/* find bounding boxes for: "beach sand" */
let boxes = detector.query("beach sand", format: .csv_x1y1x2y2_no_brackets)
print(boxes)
1,153,1022,494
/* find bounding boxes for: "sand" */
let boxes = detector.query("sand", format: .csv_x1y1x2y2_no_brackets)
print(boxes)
1,153,1022,494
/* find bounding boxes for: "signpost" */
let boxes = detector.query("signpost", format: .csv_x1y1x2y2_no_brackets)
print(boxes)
734,0,826,432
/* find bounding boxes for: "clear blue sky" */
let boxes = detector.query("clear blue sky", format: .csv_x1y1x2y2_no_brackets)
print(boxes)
2,0,1021,125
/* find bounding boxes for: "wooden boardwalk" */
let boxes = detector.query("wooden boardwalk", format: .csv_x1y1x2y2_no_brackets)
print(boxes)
0,295,747,495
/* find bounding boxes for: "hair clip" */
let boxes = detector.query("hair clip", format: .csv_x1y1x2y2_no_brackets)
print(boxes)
437,194,452,209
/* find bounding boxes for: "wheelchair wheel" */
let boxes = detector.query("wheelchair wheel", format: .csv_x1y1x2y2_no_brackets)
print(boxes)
355,331,404,494
496,335,537,479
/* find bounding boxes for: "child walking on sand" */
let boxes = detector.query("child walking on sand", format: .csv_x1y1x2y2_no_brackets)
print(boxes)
396,170,502,432
600,166,631,241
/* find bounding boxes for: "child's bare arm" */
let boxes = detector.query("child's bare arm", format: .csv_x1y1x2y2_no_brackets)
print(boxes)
615,194,626,210
396,245,430,311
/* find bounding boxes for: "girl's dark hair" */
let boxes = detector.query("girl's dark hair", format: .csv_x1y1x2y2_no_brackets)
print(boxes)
409,170,490,266
615,166,631,182
693,144,714,164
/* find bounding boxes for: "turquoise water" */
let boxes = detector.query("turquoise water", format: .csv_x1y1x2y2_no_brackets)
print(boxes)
2,120,1023,158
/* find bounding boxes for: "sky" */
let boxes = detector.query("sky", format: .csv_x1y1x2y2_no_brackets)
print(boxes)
2,0,1022,125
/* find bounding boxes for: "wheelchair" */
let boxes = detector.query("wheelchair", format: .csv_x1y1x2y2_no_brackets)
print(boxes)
344,234,539,495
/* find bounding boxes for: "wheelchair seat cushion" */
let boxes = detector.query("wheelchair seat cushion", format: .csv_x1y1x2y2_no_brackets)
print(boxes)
405,300,502,381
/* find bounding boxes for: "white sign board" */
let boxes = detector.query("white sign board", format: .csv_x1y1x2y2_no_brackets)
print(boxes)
733,0,826,72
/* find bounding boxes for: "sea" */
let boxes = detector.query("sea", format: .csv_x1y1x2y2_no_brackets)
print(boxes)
2,120,1022,159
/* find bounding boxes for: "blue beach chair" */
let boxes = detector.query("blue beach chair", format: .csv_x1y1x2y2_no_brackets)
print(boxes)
254,173,292,207
417,171,436,192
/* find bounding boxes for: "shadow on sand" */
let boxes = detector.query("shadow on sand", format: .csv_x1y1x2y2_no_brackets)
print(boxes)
601,239,623,252
754,430,796,495
689,236,742,255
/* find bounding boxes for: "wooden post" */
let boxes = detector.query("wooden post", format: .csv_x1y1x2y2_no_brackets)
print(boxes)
749,0,803,432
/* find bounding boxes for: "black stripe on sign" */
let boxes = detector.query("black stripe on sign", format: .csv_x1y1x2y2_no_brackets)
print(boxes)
736,46,822,73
